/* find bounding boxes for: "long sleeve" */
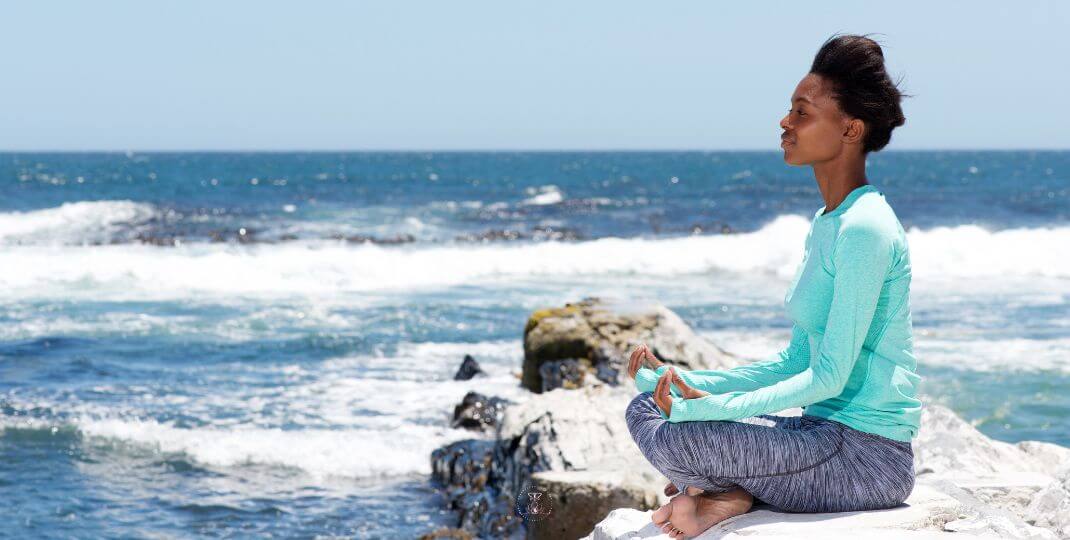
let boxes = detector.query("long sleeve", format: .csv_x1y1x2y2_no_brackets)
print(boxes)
634,366,681,397
667,224,893,423
632,324,810,396
633,322,808,397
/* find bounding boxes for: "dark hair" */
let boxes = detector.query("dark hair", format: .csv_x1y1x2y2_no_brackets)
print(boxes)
809,33,910,154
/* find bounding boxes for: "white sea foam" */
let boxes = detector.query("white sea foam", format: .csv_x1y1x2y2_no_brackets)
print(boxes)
521,185,564,205
906,223,1070,279
76,418,467,479
911,335,1070,373
2,213,1068,300
0,215,806,299
703,328,1070,374
0,339,529,479
0,200,157,245
0,312,194,341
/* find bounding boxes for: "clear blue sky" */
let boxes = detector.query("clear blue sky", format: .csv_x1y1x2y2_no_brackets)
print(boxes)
1,1,1067,151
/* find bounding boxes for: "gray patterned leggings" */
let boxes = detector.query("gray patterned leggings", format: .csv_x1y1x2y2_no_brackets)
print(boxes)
625,392,915,513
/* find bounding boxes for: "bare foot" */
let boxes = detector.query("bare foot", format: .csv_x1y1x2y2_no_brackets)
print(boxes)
651,489,753,538
663,483,707,497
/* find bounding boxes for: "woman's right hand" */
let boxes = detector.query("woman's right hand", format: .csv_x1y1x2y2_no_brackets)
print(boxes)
627,343,665,379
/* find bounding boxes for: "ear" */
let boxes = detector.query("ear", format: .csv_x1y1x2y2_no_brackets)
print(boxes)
842,117,866,146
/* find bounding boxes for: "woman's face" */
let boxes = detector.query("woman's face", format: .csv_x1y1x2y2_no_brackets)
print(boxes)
779,73,857,166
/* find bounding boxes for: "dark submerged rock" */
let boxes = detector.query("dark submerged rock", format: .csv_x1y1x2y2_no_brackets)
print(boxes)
453,354,485,381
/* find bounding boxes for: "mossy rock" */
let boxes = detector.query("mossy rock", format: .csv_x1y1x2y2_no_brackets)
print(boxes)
521,297,735,393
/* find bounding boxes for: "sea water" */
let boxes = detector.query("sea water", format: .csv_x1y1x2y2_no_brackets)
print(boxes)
1,151,1068,538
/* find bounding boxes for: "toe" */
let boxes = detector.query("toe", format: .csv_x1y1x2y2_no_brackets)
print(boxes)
651,503,672,525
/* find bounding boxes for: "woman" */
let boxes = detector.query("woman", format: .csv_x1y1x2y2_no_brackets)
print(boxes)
624,33,921,539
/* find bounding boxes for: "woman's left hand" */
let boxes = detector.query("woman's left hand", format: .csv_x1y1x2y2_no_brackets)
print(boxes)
653,368,712,417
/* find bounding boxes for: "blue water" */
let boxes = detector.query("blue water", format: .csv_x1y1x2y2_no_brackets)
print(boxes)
1,151,1068,538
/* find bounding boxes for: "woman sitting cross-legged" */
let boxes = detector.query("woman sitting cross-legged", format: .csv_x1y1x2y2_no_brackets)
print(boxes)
624,33,922,539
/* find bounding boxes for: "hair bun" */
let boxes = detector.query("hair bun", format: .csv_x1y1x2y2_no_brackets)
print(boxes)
809,33,910,153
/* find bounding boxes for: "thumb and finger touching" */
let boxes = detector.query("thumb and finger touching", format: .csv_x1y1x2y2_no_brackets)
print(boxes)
671,369,710,399
653,369,674,416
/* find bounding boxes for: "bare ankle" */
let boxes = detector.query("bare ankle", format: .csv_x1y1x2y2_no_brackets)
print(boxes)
702,488,753,504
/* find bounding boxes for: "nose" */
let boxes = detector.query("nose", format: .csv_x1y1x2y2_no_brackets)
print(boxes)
779,112,792,131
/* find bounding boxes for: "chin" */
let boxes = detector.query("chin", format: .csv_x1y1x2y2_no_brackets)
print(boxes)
782,149,802,166
782,146,813,166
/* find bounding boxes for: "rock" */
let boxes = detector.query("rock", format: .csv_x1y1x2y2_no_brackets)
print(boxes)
526,470,659,540
430,439,523,537
431,439,496,492
583,480,1056,539
1017,441,1070,471
454,354,485,380
538,358,586,392
913,403,1048,478
329,232,416,245
450,391,509,432
494,385,661,487
521,297,738,393
912,402,1070,537
1026,467,1070,538
454,226,583,243
418,527,475,540
430,384,668,539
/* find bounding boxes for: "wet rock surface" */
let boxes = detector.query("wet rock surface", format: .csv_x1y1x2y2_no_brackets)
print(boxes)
454,354,486,381
450,391,510,432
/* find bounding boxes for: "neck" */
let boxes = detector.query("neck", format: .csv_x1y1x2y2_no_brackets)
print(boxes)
812,150,869,214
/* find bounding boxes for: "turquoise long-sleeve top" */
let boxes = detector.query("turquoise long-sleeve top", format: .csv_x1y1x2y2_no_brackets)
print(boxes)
635,184,922,442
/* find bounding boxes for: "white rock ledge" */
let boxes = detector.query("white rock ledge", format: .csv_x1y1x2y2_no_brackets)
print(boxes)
583,480,1057,539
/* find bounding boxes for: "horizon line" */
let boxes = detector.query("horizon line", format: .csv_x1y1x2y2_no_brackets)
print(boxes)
1,147,1067,154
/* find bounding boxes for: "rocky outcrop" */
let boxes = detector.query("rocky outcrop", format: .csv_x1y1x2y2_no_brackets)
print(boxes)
911,404,1070,537
429,299,1070,539
431,385,663,538
521,298,738,393
450,391,510,432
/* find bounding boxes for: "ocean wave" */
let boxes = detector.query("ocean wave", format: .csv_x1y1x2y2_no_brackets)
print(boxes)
701,329,1070,374
0,200,158,245
0,416,475,479
521,184,564,205
1,215,1068,298
1,338,528,479
81,418,466,479
906,223,1070,278
0,201,437,247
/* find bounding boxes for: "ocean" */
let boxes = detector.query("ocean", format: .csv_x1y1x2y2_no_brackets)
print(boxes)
1,151,1068,538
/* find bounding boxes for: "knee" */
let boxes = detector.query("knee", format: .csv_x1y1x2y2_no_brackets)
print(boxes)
626,392,657,421
625,392,661,439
